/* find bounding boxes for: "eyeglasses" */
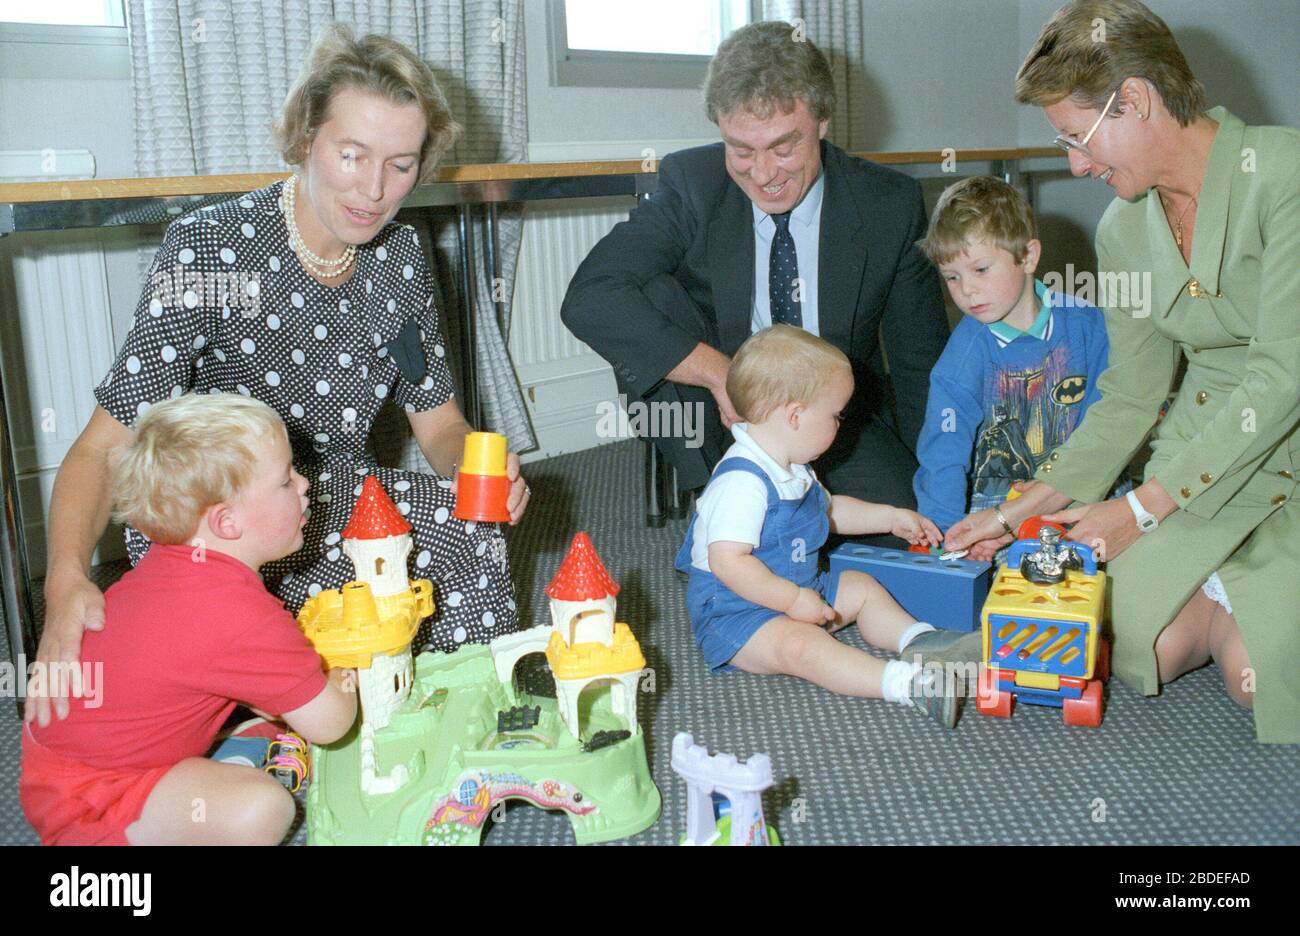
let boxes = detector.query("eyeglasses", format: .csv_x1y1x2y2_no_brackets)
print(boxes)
1053,89,1119,159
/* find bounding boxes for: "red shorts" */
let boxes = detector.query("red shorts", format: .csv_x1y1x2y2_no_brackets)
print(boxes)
19,726,170,846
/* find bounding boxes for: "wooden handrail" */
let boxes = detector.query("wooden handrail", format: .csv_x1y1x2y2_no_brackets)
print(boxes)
0,147,1062,203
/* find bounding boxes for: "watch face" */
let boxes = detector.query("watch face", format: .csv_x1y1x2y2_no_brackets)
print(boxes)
1139,515,1158,532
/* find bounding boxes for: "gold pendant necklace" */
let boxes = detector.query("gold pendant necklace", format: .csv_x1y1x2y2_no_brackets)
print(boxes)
1163,191,1198,251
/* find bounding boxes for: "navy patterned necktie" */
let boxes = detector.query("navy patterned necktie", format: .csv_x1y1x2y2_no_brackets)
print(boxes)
769,211,802,327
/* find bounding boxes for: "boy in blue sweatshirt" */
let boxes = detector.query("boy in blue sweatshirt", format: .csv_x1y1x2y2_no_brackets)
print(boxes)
913,176,1110,535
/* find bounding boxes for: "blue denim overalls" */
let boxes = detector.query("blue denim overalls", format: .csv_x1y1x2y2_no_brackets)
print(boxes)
675,458,835,671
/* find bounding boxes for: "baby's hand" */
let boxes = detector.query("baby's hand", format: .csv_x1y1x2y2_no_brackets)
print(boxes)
788,587,835,625
891,508,943,548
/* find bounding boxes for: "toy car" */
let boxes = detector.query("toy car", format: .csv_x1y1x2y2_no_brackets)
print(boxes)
975,519,1110,727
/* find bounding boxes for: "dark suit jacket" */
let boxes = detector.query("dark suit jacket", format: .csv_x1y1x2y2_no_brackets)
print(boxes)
561,140,949,457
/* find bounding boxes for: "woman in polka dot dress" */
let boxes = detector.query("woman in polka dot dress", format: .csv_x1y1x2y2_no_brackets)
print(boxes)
29,27,529,726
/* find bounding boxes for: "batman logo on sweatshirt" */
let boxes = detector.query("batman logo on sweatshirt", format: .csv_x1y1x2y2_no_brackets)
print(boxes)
1052,375,1088,405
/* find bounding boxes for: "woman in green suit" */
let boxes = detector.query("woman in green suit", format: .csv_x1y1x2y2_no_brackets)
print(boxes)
946,0,1298,743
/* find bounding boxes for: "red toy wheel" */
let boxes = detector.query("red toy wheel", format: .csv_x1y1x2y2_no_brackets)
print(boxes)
1015,517,1067,541
1094,639,1111,682
1063,679,1103,727
975,666,1014,718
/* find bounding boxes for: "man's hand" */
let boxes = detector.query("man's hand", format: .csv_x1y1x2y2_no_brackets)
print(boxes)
504,451,530,525
788,586,835,625
666,343,740,426
26,572,104,727
891,509,943,549
712,383,741,429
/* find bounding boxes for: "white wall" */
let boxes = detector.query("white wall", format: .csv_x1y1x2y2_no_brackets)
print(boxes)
0,34,141,568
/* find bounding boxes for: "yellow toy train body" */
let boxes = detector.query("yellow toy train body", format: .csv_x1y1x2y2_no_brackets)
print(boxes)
975,519,1110,727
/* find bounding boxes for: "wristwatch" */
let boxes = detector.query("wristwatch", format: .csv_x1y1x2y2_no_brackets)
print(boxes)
1126,490,1159,533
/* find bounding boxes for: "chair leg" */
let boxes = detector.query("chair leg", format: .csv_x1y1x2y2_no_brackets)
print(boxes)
644,440,666,528
666,463,688,519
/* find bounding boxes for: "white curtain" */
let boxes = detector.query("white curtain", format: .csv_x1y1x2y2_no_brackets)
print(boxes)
126,0,536,455
759,0,868,151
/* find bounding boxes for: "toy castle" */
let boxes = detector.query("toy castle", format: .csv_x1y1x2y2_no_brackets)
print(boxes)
299,480,660,844
297,475,433,793
488,532,645,739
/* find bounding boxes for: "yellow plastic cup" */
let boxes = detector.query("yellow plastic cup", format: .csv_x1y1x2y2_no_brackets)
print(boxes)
460,432,507,477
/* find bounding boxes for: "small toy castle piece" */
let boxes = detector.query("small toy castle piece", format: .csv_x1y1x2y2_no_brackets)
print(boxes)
543,533,644,739
298,476,434,793
671,732,777,846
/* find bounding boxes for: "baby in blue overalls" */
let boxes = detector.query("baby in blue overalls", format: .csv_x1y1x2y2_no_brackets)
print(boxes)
676,325,981,727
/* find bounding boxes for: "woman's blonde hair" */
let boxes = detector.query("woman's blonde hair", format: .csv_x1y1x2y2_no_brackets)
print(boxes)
919,176,1038,266
1016,0,1207,127
727,325,851,424
112,394,288,545
274,23,461,185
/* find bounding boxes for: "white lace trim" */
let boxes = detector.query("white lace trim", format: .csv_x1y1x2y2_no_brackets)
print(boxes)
1201,571,1233,614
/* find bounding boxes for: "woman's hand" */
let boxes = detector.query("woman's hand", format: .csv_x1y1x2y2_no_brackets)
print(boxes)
26,571,105,727
943,508,1013,561
1045,499,1137,561
505,451,530,525
1046,480,1176,562
891,509,943,549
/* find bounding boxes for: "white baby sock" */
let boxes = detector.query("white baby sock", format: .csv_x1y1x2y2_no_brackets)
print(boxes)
882,659,921,705
896,622,938,655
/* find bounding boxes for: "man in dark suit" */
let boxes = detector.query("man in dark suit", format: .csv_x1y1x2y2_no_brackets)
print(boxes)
561,21,949,514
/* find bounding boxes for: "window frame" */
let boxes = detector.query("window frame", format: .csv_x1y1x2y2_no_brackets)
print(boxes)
547,0,754,90
0,21,129,80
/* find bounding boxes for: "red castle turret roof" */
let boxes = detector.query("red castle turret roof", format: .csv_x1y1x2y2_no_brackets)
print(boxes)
342,475,413,540
546,532,620,601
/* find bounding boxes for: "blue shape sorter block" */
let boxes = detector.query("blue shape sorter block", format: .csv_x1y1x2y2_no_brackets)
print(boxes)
828,544,993,632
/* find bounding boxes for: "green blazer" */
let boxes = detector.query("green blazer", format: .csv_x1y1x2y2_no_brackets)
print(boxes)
1034,108,1300,743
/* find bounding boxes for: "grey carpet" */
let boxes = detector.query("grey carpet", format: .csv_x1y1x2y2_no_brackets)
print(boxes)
3,439,1297,845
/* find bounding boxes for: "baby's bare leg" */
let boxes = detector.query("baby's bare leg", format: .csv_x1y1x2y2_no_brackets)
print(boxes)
731,616,889,698
832,570,915,651
126,758,295,845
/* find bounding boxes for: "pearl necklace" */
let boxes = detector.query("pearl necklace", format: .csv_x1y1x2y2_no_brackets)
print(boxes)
281,175,356,279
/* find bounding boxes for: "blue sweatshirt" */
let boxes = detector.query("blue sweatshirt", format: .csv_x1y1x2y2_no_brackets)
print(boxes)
914,289,1109,533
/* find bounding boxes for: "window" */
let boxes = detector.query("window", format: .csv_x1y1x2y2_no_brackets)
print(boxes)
0,0,125,27
549,0,752,89
0,1,128,81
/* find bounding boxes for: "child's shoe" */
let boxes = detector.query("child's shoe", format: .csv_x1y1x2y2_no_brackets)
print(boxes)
265,732,310,794
905,629,984,676
908,666,960,729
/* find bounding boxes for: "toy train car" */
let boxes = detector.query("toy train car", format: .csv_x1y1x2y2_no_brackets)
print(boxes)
976,519,1110,727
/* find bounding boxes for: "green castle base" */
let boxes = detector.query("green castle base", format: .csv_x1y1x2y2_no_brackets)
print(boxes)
307,645,661,845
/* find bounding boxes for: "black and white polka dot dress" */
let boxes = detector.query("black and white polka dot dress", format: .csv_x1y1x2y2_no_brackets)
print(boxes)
94,180,517,652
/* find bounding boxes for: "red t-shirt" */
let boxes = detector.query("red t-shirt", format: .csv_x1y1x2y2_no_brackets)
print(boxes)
33,545,327,771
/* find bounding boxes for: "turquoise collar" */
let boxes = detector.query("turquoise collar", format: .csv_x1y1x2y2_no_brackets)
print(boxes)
987,279,1051,343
